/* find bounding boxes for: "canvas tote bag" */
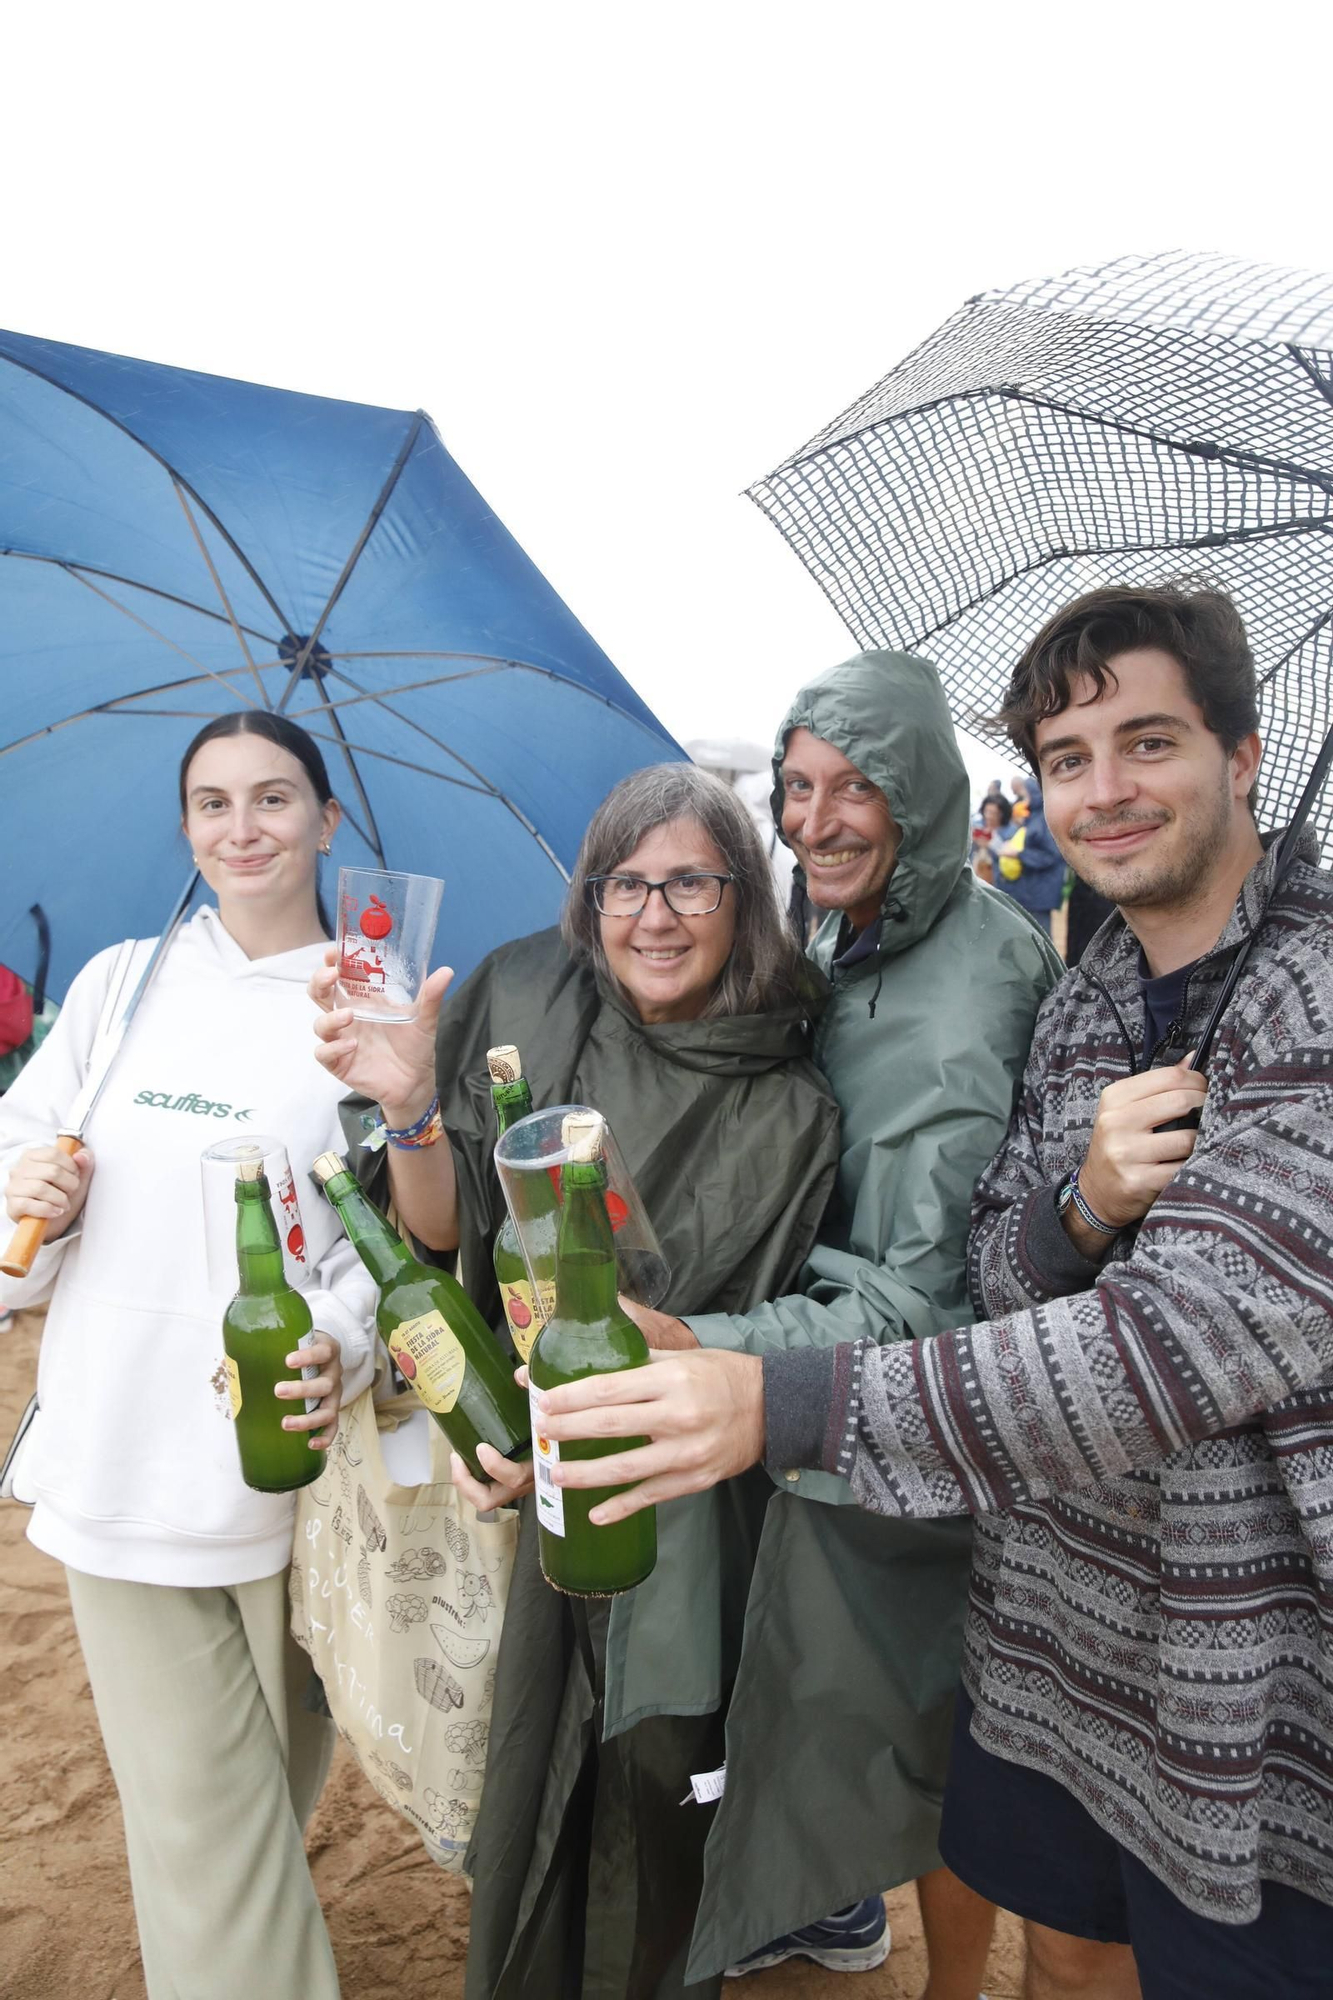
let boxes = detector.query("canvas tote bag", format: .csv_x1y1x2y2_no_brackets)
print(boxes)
290,1382,519,1871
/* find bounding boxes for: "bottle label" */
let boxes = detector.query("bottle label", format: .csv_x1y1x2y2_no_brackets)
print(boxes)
224,1356,242,1419
388,1311,466,1415
500,1279,556,1362
530,1382,565,1538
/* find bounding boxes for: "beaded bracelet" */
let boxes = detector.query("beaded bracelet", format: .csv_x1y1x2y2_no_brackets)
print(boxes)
363,1095,444,1153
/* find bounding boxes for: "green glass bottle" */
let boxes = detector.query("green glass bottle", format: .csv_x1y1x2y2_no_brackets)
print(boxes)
529,1112,656,1596
223,1154,321,1494
312,1152,531,1483
487,1044,559,1363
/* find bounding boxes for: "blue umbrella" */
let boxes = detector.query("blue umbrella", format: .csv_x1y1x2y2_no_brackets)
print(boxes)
0,330,681,1001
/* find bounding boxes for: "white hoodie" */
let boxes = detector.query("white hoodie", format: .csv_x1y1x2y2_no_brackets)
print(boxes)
0,909,378,1586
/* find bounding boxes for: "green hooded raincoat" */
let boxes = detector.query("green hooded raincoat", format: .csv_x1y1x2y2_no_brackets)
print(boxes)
436,929,841,1999
680,653,1063,1981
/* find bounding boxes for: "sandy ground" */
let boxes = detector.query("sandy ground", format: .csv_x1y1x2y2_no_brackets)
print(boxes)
0,1309,1024,1999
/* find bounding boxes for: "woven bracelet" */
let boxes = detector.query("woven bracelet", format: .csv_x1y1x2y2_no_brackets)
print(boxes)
364,1095,443,1152
1068,1173,1120,1237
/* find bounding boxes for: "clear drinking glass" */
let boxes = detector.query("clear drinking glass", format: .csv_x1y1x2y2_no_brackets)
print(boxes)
336,867,444,1024
494,1104,671,1308
200,1135,311,1299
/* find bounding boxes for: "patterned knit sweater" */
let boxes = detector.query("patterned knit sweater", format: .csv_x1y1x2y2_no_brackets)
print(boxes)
767,836,1333,1921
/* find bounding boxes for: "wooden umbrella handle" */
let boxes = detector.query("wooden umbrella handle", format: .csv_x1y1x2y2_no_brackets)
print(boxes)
0,1133,82,1279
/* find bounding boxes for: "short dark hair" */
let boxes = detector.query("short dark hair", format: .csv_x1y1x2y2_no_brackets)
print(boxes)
998,583,1260,773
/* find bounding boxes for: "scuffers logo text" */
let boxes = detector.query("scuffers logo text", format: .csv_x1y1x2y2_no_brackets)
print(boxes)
133,1089,256,1121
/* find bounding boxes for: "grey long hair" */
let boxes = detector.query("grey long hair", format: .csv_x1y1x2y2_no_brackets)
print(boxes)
561,763,810,1019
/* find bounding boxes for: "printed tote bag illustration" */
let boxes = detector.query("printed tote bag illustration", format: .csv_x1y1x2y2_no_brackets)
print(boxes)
290,1383,518,1871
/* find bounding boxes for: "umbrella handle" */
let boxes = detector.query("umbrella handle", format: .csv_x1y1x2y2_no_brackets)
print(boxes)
0,1134,81,1279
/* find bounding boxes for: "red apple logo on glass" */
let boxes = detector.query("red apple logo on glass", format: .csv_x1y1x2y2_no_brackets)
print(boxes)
605,1192,630,1232
359,896,393,941
287,1224,306,1260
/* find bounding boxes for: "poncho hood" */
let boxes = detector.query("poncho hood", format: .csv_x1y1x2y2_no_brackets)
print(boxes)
771,650,971,959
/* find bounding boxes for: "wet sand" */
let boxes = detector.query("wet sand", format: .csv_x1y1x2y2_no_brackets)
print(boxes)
0,1308,1022,1997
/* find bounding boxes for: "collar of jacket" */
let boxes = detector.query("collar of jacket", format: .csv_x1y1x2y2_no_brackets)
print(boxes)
1073,826,1320,1018
593,957,829,1076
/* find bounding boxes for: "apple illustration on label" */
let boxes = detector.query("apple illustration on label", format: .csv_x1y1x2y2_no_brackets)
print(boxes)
506,1290,533,1330
396,1347,418,1380
359,895,393,941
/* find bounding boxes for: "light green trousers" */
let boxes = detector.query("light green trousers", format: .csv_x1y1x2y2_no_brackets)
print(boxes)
66,1566,339,2000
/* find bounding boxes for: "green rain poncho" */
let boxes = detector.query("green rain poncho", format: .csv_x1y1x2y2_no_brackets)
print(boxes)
436,927,840,1999
682,652,1063,1981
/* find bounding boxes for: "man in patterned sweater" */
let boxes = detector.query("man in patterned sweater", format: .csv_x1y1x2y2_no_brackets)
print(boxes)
538,584,1333,1999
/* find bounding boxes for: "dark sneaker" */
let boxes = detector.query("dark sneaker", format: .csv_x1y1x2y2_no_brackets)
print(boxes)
724,1896,890,1976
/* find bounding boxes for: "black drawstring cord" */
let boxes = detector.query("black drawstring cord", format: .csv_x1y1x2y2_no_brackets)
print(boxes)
867,896,907,1019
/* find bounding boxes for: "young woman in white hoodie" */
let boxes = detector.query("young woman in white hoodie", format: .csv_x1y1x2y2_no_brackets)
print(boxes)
0,712,379,2000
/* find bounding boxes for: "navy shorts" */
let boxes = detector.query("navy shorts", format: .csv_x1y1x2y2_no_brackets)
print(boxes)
938,1688,1333,2000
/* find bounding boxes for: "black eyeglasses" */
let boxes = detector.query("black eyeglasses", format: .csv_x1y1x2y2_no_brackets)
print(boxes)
587,872,735,917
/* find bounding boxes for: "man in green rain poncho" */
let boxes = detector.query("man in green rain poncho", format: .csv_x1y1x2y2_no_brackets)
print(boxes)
628,652,1063,1994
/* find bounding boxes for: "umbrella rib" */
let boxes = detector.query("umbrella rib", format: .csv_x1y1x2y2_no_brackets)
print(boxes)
172,480,268,705
275,411,427,709
1256,600,1333,687
0,347,293,632
300,726,571,883
59,564,269,708
1006,390,1333,500
294,729,495,793
289,664,511,714
1287,345,1333,412
293,653,668,724
320,667,571,882
0,548,279,644
273,645,388,860
0,670,307,763
775,383,1333,500
909,516,1333,652
304,697,386,865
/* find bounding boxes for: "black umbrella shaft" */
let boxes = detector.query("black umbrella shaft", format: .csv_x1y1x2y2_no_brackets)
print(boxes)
1186,718,1333,1076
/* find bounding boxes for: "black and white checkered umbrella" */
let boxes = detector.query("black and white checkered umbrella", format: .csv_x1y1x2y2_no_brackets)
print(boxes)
748,250,1333,848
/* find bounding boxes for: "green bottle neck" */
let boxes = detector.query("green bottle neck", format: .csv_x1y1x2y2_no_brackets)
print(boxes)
234,1180,287,1294
322,1172,417,1288
493,1080,559,1224
492,1077,534,1137
554,1162,619,1322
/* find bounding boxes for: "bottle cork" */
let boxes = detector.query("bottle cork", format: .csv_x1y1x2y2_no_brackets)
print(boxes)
234,1145,265,1183
561,1111,605,1162
310,1152,349,1185
487,1045,523,1084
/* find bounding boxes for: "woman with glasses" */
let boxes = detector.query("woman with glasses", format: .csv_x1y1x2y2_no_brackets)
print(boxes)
311,762,840,1999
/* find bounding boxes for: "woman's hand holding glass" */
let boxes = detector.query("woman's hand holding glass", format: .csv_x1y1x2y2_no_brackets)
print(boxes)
309,945,452,1125
4,1143,96,1238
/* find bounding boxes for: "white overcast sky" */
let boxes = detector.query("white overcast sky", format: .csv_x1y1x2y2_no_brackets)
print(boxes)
5,1,1331,800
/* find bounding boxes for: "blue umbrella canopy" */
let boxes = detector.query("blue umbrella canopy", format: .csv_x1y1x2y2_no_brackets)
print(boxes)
0,330,681,1000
